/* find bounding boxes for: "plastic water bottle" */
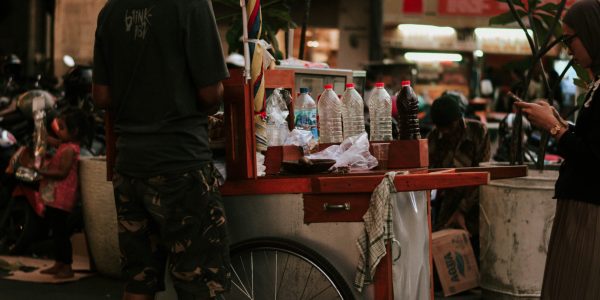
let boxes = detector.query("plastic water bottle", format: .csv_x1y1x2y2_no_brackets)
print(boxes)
396,80,421,140
368,82,392,141
341,83,366,139
294,88,318,141
317,84,343,143
266,88,289,146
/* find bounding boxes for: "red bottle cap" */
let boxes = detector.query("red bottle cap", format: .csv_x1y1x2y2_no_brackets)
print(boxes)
375,82,384,88
401,80,411,86
324,84,333,89
346,83,355,88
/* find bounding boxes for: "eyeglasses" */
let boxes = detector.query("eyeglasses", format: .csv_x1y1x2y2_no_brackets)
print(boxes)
562,34,578,48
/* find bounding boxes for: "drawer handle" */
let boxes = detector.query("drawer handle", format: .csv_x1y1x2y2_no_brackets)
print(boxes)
323,202,351,211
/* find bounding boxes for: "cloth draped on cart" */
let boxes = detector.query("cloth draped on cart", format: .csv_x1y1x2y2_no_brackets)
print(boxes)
355,172,397,291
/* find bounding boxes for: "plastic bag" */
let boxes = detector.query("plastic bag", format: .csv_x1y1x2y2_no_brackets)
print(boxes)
266,88,290,146
266,88,289,125
308,132,378,170
284,129,317,154
256,152,266,177
392,189,430,299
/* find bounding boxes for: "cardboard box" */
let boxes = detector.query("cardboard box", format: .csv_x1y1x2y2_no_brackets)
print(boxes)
432,229,479,296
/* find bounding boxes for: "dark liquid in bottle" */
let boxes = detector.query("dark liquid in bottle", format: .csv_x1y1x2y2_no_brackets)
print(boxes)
396,82,421,140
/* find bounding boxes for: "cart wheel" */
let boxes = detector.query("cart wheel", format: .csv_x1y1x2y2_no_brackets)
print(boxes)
225,237,354,300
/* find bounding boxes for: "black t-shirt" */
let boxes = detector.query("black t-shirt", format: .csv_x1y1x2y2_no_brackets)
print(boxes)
93,0,229,177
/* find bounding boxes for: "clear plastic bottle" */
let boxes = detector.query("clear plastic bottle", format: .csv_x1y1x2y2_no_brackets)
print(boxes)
368,82,392,141
317,84,343,143
294,87,318,141
396,80,421,140
341,83,366,139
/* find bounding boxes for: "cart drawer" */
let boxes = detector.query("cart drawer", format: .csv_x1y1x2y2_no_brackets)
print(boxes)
303,193,370,223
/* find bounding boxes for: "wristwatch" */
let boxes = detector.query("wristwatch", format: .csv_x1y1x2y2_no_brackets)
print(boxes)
550,123,564,137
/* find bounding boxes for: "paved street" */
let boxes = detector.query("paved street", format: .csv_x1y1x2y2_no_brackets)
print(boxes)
0,274,482,300
0,275,122,300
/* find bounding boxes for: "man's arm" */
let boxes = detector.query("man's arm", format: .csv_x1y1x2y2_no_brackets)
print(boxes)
185,0,229,113
93,84,111,109
476,125,491,165
197,82,224,115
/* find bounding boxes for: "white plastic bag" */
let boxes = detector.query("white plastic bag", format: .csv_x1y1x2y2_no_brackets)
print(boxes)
256,152,266,177
392,190,430,300
266,88,290,146
284,129,317,154
308,132,378,170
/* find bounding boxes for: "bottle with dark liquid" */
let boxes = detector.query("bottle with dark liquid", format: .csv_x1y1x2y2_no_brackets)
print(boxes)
396,80,421,140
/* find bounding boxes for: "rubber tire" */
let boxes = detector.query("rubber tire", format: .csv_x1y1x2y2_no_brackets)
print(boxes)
230,237,355,300
2,199,39,254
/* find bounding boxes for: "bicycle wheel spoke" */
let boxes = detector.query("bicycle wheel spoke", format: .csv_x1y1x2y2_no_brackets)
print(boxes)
230,241,349,300
299,267,314,300
251,251,254,300
276,252,290,298
231,280,252,299
307,285,335,300
233,256,252,298
239,255,251,294
274,251,278,300
230,263,251,298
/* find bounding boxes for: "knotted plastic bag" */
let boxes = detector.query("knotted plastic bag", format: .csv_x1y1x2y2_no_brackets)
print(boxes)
308,132,377,170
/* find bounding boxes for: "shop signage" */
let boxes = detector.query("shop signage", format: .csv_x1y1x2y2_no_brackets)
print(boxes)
438,0,576,16
403,0,424,14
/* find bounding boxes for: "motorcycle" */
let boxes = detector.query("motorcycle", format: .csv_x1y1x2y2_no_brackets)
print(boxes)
0,55,99,255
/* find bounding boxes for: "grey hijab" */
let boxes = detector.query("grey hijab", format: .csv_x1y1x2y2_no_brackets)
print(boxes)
563,0,600,75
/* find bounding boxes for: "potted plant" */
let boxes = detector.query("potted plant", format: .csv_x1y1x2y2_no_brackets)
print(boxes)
489,0,591,168
213,0,297,59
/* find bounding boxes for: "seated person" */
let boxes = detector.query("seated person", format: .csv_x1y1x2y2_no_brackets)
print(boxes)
427,92,491,259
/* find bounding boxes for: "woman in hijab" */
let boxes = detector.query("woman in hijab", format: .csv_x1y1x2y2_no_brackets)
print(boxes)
515,1,600,298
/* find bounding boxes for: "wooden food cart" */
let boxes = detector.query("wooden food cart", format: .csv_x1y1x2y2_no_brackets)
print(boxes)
218,69,526,299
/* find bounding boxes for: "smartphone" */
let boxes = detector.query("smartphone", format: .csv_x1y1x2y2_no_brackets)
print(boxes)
507,91,524,103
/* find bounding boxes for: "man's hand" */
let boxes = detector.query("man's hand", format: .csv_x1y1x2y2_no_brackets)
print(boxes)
197,82,224,115
445,210,469,235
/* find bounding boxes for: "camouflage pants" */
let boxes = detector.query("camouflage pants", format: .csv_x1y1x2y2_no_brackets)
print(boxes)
113,163,230,298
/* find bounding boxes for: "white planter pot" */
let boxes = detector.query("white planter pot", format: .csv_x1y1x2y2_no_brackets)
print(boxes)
79,157,121,278
479,170,558,299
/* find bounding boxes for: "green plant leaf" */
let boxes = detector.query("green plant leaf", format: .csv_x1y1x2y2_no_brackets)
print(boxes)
528,0,541,10
573,63,592,83
536,13,562,39
489,10,526,26
217,0,295,55
531,18,548,46
536,2,560,14
225,17,243,54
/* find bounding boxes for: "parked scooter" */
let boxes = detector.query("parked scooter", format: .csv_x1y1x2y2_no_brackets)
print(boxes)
0,90,62,254
0,55,99,255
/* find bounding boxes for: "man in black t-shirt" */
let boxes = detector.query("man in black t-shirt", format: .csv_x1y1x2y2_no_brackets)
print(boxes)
92,1,230,299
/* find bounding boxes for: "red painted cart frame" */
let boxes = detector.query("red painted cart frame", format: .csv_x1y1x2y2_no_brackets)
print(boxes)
220,68,526,299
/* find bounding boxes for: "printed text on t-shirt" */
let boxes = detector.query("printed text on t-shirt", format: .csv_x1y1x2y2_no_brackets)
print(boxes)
125,7,153,40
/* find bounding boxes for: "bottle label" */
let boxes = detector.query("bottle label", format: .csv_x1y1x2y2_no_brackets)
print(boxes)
294,109,318,139
294,110,317,127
